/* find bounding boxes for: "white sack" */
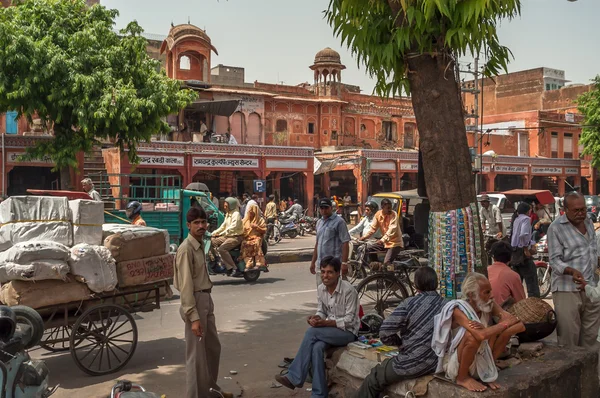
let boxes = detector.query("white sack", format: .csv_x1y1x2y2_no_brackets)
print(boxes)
68,244,117,293
0,241,70,264
69,199,104,245
0,196,73,247
0,260,70,283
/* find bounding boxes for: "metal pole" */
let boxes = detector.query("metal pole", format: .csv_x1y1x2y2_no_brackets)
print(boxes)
474,57,481,194
1,131,4,198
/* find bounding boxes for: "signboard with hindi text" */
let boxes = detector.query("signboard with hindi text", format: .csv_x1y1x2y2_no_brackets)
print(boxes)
565,167,579,175
494,165,528,173
531,167,562,175
193,157,259,168
6,152,53,165
400,163,418,171
139,155,184,166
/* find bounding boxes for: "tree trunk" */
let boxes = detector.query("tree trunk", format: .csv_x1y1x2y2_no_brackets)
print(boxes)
406,54,475,212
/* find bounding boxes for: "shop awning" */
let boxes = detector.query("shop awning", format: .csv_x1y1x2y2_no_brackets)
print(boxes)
186,99,241,117
314,158,341,175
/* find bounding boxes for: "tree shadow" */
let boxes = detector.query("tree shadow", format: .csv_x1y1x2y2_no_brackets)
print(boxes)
36,302,319,398
211,277,285,287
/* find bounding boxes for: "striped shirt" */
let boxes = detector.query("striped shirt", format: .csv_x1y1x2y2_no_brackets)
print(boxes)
316,279,360,335
548,214,598,292
379,291,447,376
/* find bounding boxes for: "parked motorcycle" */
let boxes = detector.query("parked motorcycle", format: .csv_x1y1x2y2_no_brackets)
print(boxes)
278,213,299,239
297,210,317,235
205,232,269,283
0,305,57,398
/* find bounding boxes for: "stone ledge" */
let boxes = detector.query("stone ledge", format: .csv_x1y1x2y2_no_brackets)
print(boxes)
266,249,314,264
327,344,599,398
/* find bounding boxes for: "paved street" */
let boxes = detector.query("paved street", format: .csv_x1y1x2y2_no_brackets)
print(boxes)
31,262,317,398
269,233,316,253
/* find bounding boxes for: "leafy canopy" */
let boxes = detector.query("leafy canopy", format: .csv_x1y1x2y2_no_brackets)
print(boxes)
325,0,521,96
0,0,196,169
578,76,600,168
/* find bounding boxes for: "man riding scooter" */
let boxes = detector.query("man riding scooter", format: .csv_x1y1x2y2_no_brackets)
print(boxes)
126,201,146,226
211,197,244,277
360,198,404,267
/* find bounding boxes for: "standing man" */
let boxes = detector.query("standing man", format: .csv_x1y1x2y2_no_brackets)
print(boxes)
81,178,101,201
174,207,233,398
311,198,351,283
211,193,220,210
360,198,404,267
239,193,250,218
547,191,600,348
479,194,503,238
342,192,352,222
510,202,540,298
265,194,277,239
275,256,359,397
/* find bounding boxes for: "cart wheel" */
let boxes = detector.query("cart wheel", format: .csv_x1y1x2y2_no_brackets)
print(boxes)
70,304,138,376
40,326,72,352
356,274,410,319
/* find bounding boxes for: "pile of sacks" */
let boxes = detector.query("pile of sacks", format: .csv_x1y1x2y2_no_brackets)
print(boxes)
0,196,173,309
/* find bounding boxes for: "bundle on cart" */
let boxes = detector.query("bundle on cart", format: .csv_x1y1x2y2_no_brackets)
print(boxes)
0,196,73,250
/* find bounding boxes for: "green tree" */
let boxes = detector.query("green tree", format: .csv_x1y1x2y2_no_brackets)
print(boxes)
578,77,600,168
326,0,521,273
0,0,196,171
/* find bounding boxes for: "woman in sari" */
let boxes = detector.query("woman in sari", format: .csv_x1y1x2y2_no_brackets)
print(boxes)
241,203,267,270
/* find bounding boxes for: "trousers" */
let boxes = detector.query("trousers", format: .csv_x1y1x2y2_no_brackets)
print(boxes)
356,358,406,398
512,252,540,298
212,236,243,270
183,292,221,398
367,241,403,265
553,291,600,349
286,327,356,398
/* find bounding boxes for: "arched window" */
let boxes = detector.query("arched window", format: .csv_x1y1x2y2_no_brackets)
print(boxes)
276,119,288,132
179,55,191,70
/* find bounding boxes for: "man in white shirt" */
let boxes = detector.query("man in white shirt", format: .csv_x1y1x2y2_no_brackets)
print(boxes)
479,195,503,238
225,131,238,145
275,256,359,396
342,193,352,222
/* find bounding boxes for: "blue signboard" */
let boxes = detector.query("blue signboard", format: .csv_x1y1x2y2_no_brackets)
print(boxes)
254,180,266,193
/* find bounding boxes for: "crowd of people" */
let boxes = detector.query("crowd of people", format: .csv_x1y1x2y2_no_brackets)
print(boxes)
166,186,600,398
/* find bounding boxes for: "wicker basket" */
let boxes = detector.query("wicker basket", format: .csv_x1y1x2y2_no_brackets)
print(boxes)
507,297,553,324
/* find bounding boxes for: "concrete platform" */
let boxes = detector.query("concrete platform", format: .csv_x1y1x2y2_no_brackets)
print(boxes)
327,344,598,398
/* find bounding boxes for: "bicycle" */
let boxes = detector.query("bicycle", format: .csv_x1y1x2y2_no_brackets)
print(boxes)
355,250,427,318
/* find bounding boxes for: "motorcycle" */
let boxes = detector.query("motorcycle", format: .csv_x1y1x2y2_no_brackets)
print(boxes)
278,213,299,239
297,210,317,235
205,232,269,283
0,305,57,398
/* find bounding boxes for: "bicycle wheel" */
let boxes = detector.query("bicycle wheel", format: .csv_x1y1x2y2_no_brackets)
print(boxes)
267,224,282,245
537,265,552,299
356,273,410,318
347,260,368,285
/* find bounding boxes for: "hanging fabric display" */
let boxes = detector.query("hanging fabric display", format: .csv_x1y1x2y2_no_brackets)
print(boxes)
429,202,482,298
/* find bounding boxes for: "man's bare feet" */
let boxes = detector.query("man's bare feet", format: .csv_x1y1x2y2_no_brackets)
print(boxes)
486,381,501,390
456,376,488,392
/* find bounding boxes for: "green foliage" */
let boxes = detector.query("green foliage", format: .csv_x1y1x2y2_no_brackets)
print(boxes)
578,76,600,168
0,0,196,170
325,0,521,96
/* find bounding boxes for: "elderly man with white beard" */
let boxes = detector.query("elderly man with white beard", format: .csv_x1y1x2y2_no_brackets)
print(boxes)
432,273,525,392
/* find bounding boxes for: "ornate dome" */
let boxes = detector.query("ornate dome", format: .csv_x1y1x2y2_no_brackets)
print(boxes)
160,23,218,55
314,47,342,65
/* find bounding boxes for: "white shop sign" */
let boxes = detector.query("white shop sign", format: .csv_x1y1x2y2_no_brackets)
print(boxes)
481,166,491,173
194,157,259,168
139,155,184,166
532,167,562,175
495,165,528,173
400,163,418,171
371,161,395,171
6,152,53,165
565,167,579,175
266,159,308,169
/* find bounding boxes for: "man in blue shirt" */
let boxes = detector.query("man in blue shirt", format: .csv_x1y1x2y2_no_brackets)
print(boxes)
310,198,351,284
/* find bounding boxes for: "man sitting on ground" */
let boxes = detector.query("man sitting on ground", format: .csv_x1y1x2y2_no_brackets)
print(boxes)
275,256,359,397
432,273,525,392
360,198,403,266
487,241,526,307
356,266,446,398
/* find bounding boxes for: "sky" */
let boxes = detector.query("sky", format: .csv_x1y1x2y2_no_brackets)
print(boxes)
102,0,599,93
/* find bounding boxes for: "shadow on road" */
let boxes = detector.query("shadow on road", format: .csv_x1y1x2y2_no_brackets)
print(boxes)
40,302,319,398
211,277,285,286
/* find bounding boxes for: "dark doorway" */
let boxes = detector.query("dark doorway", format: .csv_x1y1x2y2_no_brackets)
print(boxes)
495,175,523,192
8,166,60,196
370,173,392,195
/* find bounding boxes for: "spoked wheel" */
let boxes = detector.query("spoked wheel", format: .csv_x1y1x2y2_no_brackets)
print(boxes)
268,224,282,245
41,326,72,352
356,274,410,318
347,260,368,285
70,304,138,376
537,265,552,299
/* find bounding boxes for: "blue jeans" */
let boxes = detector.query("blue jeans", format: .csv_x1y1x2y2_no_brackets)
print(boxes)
287,327,356,398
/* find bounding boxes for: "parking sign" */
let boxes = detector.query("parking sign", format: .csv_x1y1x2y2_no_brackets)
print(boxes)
254,180,266,193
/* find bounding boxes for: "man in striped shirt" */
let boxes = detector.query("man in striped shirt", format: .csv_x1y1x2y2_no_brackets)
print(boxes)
548,192,600,348
356,266,446,398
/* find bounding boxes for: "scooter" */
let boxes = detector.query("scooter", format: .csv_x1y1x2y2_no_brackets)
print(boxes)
278,213,299,239
205,232,269,283
0,305,57,398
